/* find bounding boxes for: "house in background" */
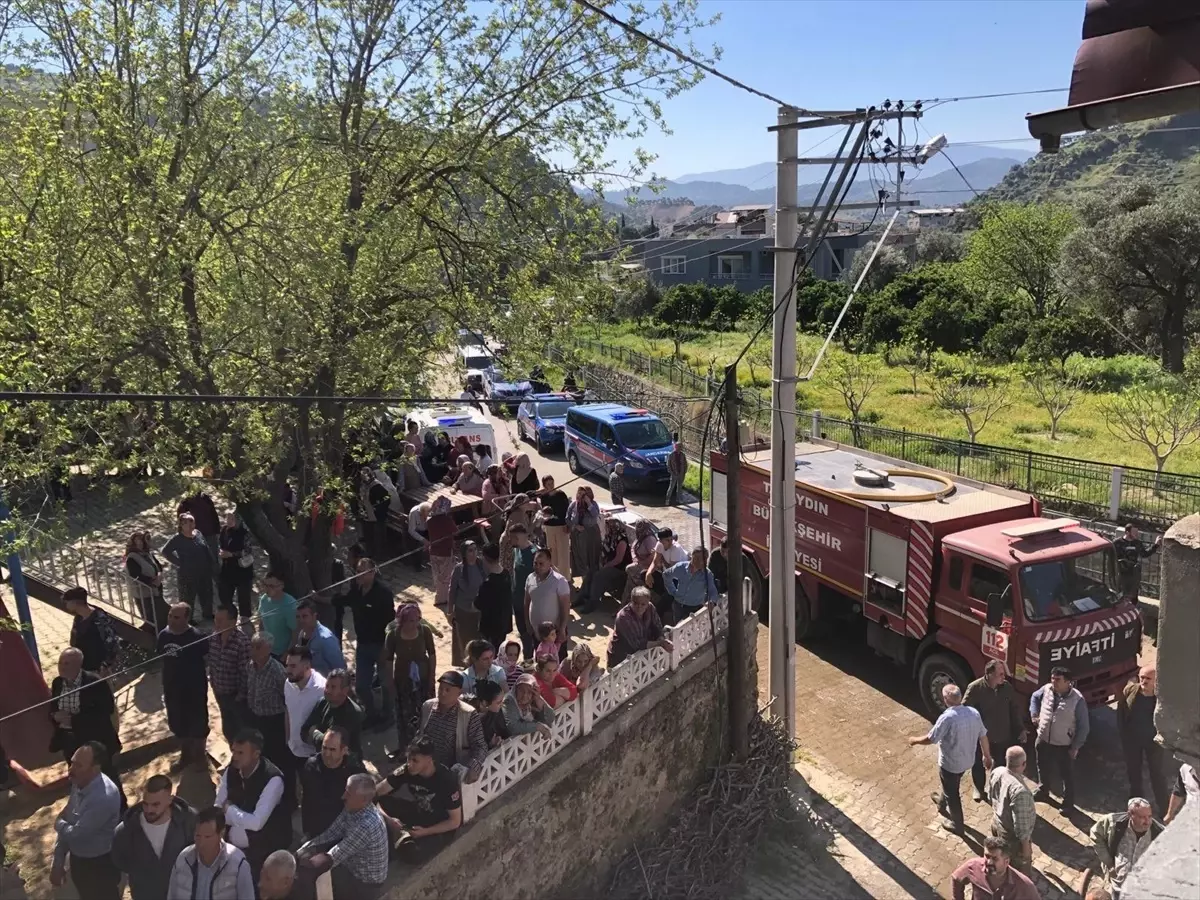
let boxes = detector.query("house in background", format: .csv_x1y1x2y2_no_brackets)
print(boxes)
600,203,876,291
906,208,964,231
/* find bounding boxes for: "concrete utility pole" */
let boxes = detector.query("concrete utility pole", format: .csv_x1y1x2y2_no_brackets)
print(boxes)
769,106,799,730
724,363,747,761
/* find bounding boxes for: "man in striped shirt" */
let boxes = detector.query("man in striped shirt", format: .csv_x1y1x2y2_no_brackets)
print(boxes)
246,635,289,775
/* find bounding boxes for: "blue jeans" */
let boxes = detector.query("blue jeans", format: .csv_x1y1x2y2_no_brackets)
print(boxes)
355,642,389,722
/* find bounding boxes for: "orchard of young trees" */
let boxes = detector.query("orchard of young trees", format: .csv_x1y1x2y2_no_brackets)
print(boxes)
613,184,1200,473
0,0,714,595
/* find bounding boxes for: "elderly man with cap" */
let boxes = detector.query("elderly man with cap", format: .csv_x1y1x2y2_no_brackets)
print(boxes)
418,670,488,783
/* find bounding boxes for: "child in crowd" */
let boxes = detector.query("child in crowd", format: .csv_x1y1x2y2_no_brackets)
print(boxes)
500,639,524,688
535,621,560,661
609,462,625,506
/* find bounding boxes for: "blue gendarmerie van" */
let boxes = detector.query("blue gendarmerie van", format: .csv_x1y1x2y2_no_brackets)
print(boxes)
563,404,675,490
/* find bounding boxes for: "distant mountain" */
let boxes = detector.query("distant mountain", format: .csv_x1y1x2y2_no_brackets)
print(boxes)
585,157,1024,218
674,143,1035,188
981,111,1200,204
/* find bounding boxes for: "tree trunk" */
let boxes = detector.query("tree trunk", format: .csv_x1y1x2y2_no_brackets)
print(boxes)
1160,293,1187,374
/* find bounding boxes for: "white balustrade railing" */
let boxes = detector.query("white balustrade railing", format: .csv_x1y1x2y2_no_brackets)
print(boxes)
580,645,670,735
459,581,755,824
20,527,148,628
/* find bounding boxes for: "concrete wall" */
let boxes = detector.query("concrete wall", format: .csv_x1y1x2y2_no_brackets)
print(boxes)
385,616,759,900
1123,514,1200,900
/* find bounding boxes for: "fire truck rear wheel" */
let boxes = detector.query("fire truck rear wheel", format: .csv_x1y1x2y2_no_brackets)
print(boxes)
917,652,972,718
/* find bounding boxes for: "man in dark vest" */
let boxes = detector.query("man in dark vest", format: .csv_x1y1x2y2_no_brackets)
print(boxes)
214,727,291,882
1030,666,1090,817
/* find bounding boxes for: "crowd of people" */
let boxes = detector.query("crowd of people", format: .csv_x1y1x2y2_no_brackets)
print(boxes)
909,660,1187,900
44,440,734,900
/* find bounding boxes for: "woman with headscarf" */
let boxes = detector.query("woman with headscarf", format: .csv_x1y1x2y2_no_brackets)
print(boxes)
125,531,168,635
426,496,457,607
581,517,630,614
450,459,483,497
624,518,659,603
498,493,538,576
450,541,486,663
381,602,437,754
566,485,602,599
396,442,431,492
561,644,604,692
511,453,539,495
217,511,255,620
480,464,511,529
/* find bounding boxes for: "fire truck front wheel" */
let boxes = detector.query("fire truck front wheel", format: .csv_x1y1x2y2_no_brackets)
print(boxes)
917,652,972,718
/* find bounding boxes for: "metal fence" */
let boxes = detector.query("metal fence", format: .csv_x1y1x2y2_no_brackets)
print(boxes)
565,338,1200,531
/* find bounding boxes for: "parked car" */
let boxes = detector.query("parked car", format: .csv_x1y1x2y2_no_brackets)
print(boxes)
516,393,577,452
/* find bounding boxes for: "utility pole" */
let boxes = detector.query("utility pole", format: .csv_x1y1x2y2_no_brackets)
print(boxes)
724,363,747,761
895,101,905,208
769,105,799,731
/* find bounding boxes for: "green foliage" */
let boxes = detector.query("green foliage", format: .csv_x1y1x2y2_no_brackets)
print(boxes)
902,266,992,356
1059,181,1200,373
841,240,909,293
928,358,1013,443
960,201,1076,317
1070,355,1164,393
0,0,714,594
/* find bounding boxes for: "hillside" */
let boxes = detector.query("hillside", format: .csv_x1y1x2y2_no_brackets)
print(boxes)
674,143,1034,187
586,156,1022,221
983,111,1200,203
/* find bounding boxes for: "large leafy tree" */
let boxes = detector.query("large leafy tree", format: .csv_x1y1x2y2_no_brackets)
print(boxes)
961,201,1075,318
0,0,711,594
1059,182,1200,374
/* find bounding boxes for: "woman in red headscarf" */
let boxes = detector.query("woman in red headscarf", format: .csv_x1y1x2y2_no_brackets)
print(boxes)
381,602,437,755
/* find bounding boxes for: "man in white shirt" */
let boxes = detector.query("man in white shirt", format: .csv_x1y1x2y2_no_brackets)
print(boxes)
282,646,327,809
214,728,290,881
645,528,688,618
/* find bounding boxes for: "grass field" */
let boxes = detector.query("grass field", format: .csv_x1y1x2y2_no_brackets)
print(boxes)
576,322,1200,478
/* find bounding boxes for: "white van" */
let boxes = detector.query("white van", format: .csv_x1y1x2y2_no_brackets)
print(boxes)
405,405,496,450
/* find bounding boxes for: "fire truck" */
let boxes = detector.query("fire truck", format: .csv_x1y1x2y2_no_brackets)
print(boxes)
709,440,1142,716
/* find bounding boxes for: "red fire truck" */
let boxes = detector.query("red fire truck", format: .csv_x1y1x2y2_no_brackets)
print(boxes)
709,440,1142,716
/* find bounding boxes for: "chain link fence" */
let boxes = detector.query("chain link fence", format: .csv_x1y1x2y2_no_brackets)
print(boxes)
564,338,1200,531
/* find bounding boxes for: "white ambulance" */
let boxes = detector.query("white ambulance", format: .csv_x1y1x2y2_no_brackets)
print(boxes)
404,405,497,450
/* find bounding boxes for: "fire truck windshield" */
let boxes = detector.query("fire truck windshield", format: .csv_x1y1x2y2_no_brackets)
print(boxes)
1018,548,1119,622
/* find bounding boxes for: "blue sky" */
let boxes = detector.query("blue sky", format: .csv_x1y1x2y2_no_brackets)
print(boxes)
612,0,1085,180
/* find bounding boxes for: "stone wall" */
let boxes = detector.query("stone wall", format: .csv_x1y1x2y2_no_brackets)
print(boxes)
579,363,719,454
385,616,759,900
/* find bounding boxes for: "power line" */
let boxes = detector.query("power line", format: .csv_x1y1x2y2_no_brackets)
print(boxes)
0,393,509,406
921,87,1068,107
571,0,813,113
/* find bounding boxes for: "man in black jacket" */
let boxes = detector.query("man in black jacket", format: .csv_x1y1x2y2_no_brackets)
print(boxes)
302,669,365,756
111,774,196,900
300,726,365,839
1112,524,1160,602
157,603,211,772
344,559,396,729
49,648,126,808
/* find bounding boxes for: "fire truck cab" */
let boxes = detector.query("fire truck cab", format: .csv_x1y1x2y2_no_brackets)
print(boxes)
710,440,1141,716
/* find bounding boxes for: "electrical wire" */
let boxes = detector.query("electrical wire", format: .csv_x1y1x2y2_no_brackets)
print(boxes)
571,0,815,113
920,87,1068,108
